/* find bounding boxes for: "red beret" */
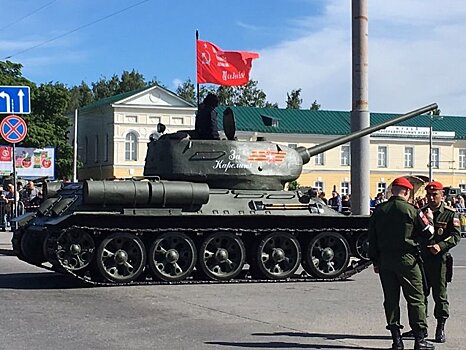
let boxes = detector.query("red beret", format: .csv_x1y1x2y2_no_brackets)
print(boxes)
425,181,443,191
391,177,413,190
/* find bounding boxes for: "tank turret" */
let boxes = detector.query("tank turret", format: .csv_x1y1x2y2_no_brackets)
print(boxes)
144,103,438,190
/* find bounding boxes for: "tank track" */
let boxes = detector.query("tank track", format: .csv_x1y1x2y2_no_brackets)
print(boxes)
22,225,372,287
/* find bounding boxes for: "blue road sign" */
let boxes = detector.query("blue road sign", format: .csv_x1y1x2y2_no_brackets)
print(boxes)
0,115,28,143
0,86,31,114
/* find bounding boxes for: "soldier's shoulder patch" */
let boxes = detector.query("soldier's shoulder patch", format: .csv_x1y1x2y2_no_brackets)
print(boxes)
453,217,461,227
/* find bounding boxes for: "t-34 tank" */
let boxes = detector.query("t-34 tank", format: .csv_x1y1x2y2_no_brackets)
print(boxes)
12,103,438,285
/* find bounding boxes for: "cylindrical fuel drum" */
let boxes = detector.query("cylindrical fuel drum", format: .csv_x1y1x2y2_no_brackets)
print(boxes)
83,180,209,208
150,181,209,207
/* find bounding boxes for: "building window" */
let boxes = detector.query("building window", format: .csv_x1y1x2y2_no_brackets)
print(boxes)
404,147,414,168
314,181,324,192
341,145,350,166
94,135,99,163
431,148,439,169
405,147,414,168
377,146,387,168
377,182,387,194
104,134,109,162
149,116,161,124
341,181,350,195
314,153,325,166
126,115,138,123
459,184,466,193
459,149,466,169
125,132,138,161
172,117,184,125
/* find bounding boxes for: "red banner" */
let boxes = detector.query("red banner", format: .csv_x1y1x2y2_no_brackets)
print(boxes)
197,40,259,86
0,146,12,162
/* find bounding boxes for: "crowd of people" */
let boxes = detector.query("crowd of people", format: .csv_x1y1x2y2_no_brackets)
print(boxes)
0,178,43,228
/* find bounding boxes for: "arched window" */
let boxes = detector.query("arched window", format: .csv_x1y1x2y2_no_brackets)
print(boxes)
125,132,137,161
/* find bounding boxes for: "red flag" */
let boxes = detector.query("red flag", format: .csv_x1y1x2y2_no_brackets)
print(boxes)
196,40,259,86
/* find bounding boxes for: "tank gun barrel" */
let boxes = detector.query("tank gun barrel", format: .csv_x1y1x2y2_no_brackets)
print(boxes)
298,103,438,164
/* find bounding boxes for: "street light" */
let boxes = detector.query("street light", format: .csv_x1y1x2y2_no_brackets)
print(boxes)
428,110,442,181
429,115,433,181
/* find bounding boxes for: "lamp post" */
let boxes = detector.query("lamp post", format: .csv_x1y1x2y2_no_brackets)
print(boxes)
428,111,442,182
429,115,433,181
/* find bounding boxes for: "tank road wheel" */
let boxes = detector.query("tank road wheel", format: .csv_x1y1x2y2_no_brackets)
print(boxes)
148,232,197,282
198,232,246,281
56,229,95,271
303,232,350,279
254,232,301,280
20,231,46,265
42,232,60,267
353,232,370,261
96,233,146,284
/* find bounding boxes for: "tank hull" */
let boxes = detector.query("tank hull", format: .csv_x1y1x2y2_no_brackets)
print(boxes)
12,180,371,285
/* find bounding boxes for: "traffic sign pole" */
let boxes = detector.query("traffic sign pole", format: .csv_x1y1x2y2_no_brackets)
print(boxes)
0,114,28,226
13,143,17,221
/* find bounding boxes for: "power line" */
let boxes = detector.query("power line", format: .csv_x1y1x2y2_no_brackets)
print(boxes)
4,0,151,60
0,0,58,32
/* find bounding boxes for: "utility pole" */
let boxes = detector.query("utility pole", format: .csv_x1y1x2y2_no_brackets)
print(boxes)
429,115,433,181
351,0,370,215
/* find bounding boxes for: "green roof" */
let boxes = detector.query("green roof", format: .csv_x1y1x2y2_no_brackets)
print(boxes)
79,84,196,112
79,86,149,112
216,106,466,140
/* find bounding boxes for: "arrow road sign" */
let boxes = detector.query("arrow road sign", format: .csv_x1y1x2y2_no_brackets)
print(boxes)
0,86,30,114
0,115,27,143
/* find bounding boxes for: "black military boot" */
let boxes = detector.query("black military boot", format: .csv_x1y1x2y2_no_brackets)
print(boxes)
389,328,404,350
402,328,427,339
434,318,446,343
414,330,435,350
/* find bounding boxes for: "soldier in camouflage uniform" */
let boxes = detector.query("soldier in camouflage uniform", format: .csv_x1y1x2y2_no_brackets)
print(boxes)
403,181,461,343
369,177,434,350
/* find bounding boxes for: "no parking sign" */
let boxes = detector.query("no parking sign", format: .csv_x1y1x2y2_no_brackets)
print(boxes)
0,114,27,143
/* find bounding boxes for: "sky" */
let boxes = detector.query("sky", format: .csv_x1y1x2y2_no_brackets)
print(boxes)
1,0,466,116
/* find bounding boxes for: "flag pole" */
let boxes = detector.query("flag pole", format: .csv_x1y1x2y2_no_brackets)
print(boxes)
196,30,200,107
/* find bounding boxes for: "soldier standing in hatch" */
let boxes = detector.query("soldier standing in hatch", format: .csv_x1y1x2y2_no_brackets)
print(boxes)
195,93,220,140
403,181,461,343
369,177,434,350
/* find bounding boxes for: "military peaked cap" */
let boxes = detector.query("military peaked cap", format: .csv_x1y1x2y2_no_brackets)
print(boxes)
392,177,413,190
425,181,443,191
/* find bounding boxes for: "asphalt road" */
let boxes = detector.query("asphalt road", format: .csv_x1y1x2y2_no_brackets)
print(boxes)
0,233,465,350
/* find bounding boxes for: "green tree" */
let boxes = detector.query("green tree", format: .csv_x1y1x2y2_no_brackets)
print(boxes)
232,80,268,107
216,85,236,106
26,82,73,179
310,100,321,110
178,79,277,107
176,78,196,105
286,89,302,109
0,61,74,179
265,101,279,108
119,69,146,94
68,81,93,111
92,74,120,100
0,61,31,86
